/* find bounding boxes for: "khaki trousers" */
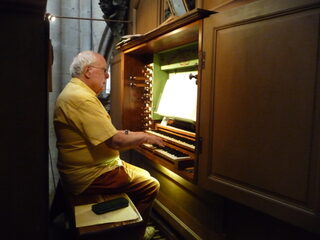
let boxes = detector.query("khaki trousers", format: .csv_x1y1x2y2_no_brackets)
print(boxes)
83,161,160,237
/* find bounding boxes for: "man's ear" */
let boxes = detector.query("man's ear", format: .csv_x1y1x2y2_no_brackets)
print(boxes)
83,66,92,79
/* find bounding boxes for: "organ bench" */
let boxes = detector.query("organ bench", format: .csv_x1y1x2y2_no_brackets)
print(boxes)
50,180,144,240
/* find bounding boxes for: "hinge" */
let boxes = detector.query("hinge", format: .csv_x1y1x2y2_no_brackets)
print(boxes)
199,51,206,69
196,136,203,154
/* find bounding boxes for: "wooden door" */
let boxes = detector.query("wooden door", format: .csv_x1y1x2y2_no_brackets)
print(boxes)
198,0,320,234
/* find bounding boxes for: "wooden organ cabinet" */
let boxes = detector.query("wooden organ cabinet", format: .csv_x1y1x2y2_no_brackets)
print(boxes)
110,1,320,239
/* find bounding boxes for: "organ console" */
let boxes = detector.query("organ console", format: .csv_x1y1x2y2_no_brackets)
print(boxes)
110,5,320,238
108,14,222,240
128,59,197,179
119,29,200,178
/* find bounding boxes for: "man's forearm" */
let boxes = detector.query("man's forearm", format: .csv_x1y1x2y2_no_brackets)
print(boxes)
106,130,164,150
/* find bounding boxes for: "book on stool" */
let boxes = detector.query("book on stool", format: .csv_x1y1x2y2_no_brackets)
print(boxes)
74,194,141,228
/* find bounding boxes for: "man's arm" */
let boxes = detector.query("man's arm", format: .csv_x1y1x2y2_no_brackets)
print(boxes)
105,130,164,150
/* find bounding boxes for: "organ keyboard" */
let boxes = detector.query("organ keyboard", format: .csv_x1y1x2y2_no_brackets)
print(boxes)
141,123,195,170
145,130,195,151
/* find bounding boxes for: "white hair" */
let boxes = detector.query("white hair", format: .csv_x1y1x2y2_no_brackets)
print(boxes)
69,51,98,77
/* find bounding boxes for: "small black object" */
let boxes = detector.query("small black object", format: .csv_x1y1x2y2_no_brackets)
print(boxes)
189,73,198,80
91,197,129,215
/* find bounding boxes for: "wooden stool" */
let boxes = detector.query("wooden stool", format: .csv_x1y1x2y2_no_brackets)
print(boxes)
51,181,144,240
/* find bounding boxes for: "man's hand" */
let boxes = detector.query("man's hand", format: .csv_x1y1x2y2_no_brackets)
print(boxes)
144,133,165,147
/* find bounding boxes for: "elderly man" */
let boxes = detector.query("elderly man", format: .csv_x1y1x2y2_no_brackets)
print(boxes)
54,50,164,239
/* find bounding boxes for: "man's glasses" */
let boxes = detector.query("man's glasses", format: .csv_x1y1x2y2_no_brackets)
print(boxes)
90,65,108,73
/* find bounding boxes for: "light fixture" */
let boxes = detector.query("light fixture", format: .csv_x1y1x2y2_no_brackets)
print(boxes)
47,14,56,22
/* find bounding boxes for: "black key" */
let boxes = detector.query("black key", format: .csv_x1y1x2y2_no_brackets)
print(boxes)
158,146,189,157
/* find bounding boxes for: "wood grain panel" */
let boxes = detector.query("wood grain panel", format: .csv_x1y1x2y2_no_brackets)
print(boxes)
136,0,160,34
212,10,317,203
110,53,124,129
122,54,152,131
130,151,224,240
205,0,257,11
198,0,320,234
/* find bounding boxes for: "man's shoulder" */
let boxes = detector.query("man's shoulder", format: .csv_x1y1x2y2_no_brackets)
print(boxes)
57,84,92,108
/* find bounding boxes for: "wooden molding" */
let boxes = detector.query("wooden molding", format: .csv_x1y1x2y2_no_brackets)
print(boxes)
118,8,214,51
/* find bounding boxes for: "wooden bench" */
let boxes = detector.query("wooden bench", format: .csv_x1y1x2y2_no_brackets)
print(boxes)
51,181,144,240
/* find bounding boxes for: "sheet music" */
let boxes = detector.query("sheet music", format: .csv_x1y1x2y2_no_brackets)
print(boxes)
156,71,197,122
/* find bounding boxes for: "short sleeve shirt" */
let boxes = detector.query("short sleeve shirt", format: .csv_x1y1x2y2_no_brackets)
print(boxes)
54,78,122,195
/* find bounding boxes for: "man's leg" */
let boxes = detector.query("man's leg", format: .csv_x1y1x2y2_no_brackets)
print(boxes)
83,161,160,238
119,161,160,222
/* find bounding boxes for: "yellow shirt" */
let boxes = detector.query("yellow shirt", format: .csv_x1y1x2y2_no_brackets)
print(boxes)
54,78,122,195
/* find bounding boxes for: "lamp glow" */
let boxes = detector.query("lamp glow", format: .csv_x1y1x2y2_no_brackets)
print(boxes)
156,71,198,122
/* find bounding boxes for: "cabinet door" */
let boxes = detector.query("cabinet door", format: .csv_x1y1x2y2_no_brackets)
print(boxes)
198,0,320,234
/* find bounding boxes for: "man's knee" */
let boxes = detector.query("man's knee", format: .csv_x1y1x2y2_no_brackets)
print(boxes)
149,177,160,194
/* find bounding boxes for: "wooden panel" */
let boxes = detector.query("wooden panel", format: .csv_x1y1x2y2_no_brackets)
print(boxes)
198,0,320,234
213,7,316,203
110,53,124,129
204,0,257,11
130,151,224,240
204,0,233,9
147,21,199,53
136,0,160,34
122,54,152,131
119,9,213,52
